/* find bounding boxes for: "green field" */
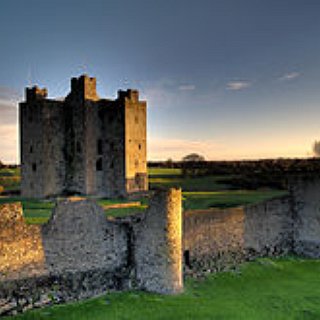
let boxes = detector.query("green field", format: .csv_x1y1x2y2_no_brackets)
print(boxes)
149,167,232,191
0,167,287,222
183,190,287,210
0,197,146,224
5,257,320,320
0,167,20,191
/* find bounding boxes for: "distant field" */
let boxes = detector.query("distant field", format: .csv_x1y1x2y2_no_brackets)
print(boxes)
0,197,146,224
183,190,287,210
148,167,233,191
0,167,287,223
148,167,182,176
0,167,20,192
5,257,320,320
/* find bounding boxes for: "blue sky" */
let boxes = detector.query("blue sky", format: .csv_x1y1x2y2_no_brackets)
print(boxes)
1,0,320,162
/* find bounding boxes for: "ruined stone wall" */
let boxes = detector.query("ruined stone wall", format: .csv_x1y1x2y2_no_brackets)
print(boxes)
0,203,45,281
183,208,245,272
0,189,182,315
0,200,130,316
290,176,320,257
244,196,293,257
133,188,183,294
183,196,292,272
42,199,129,274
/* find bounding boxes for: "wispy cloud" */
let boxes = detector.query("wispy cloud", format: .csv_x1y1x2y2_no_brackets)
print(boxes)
279,72,300,81
178,84,195,91
226,80,251,91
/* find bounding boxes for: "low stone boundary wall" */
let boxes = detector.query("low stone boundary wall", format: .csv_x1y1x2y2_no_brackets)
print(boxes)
183,196,292,273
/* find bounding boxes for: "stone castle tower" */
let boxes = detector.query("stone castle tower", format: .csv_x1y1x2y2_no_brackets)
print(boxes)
19,75,147,198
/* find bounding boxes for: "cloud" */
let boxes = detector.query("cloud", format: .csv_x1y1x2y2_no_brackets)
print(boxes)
279,72,300,81
226,80,251,91
178,84,195,91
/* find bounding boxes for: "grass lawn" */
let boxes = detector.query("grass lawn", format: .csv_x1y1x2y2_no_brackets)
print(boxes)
0,189,287,223
5,257,320,320
183,190,288,210
0,167,21,191
0,197,147,224
0,167,288,222
149,167,233,191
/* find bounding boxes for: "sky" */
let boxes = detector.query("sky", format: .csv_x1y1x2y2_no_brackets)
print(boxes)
1,0,320,163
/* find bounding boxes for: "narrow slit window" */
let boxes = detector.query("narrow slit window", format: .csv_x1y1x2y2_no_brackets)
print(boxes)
96,158,103,171
97,139,103,155
184,250,191,268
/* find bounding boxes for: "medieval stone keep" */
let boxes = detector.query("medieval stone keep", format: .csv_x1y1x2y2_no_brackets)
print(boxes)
19,75,147,198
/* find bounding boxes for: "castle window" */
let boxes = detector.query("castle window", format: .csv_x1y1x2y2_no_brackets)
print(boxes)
184,250,191,268
138,144,141,150
97,139,103,155
32,163,37,172
96,158,103,171
29,145,33,153
76,141,82,153
110,160,114,169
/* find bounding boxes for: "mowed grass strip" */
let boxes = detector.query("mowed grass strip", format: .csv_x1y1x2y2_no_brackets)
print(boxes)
183,190,288,210
0,167,21,191
0,197,147,223
148,167,237,191
5,258,320,320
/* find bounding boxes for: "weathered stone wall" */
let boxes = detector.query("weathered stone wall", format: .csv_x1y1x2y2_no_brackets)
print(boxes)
0,189,182,315
244,196,292,257
42,199,129,274
290,176,320,257
42,102,66,196
0,203,45,281
20,95,65,198
183,208,245,272
134,188,183,294
123,90,148,193
99,100,126,198
183,196,292,272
